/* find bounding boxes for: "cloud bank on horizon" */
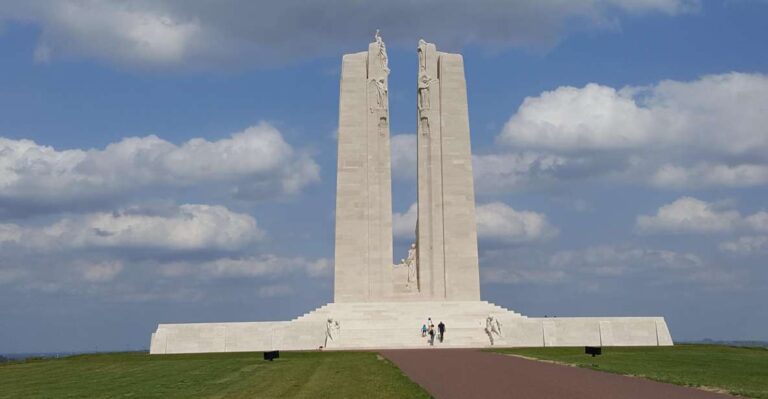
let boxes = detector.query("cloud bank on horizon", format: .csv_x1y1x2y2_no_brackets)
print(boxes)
0,118,328,310
0,0,699,68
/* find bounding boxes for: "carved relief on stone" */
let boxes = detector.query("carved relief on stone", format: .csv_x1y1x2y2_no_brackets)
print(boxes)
374,29,390,75
417,73,437,112
416,38,437,141
405,243,417,285
369,77,388,112
417,39,437,113
325,318,341,348
378,116,388,137
396,242,419,290
484,316,503,345
368,76,389,137
420,116,430,137
418,39,427,73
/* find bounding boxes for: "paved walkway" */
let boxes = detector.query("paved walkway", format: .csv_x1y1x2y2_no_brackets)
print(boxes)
381,349,733,399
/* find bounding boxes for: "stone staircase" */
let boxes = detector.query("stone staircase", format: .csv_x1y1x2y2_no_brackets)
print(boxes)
292,301,526,349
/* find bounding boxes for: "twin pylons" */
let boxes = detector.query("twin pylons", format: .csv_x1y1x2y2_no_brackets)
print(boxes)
334,33,480,302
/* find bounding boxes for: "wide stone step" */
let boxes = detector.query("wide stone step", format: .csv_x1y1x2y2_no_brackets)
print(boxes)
317,321,487,329
298,312,523,322
331,337,490,346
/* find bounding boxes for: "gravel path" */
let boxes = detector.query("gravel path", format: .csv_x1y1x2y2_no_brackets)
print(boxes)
381,349,734,399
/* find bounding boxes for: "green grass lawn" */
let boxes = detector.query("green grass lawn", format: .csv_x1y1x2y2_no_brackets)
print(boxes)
493,344,768,398
0,351,430,399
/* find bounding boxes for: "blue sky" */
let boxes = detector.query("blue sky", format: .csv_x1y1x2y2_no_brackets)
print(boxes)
1,0,767,353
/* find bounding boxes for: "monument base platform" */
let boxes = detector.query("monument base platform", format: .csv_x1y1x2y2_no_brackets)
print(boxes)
149,301,672,354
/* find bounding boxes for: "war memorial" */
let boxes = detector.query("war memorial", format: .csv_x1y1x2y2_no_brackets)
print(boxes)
149,34,673,354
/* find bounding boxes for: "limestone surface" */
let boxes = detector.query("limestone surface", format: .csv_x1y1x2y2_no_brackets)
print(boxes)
149,35,674,354
415,41,481,301
150,302,671,353
334,34,393,303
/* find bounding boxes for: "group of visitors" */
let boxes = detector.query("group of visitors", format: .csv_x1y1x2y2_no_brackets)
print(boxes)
420,317,446,346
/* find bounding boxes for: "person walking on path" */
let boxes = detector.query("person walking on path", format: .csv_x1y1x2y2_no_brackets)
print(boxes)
421,324,427,337
437,321,445,343
428,325,435,346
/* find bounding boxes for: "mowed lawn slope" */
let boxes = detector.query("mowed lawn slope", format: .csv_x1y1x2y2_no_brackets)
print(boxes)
0,351,430,399
494,344,768,399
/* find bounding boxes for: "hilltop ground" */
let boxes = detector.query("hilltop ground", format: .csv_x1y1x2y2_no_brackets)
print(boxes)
0,351,429,399
1,345,767,398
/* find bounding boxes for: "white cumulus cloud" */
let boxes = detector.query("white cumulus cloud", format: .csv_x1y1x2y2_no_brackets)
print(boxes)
745,212,768,233
719,236,768,257
636,197,768,235
473,152,569,193
0,204,263,251
481,245,726,289
476,202,559,243
636,197,741,234
493,73,768,190
651,163,768,189
160,255,331,279
3,1,202,68
392,202,418,239
394,202,558,243
501,83,661,151
391,134,417,181
80,260,123,283
500,73,768,156
0,122,319,214
549,246,703,275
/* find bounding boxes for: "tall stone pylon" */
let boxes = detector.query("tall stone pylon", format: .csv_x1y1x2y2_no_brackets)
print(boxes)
334,31,394,302
416,40,481,301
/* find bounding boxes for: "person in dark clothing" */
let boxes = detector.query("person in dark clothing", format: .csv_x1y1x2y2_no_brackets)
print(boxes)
438,321,446,343
428,325,435,346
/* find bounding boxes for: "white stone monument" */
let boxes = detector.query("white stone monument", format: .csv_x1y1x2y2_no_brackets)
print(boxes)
149,34,673,354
